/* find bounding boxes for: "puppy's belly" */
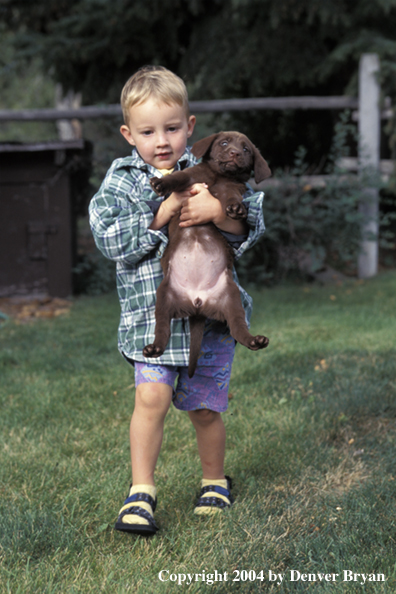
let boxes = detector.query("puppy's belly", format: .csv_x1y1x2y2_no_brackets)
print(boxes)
168,241,228,305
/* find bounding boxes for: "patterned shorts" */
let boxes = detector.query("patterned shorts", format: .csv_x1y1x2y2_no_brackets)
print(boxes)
132,322,235,412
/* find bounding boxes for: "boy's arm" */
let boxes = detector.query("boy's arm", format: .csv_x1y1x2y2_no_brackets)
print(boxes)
178,184,265,257
149,184,248,234
179,185,248,235
149,190,191,231
233,185,265,260
89,169,167,265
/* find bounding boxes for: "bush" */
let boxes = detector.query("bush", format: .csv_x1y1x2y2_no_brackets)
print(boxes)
237,114,395,285
73,250,116,295
237,163,364,284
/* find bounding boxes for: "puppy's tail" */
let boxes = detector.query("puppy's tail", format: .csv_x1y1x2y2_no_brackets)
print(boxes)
188,315,206,378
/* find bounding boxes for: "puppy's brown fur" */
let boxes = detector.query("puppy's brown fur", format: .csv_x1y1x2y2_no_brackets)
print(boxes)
143,131,271,377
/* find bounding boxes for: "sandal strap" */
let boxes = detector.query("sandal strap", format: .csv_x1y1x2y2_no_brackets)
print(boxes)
199,485,231,498
118,505,159,530
195,496,231,509
196,476,234,508
123,492,157,512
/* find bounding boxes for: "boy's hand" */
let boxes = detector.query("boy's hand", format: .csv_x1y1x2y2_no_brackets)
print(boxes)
160,190,187,218
179,184,220,226
149,188,191,230
150,183,248,235
179,184,248,235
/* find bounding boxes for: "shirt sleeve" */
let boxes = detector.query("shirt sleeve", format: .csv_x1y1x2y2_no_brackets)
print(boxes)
233,185,265,261
219,228,249,249
89,166,166,265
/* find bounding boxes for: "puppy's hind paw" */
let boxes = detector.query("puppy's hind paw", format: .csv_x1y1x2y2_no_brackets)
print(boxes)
248,335,269,350
150,176,167,196
143,344,164,358
226,203,247,220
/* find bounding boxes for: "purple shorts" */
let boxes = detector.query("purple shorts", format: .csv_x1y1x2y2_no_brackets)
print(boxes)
132,322,235,412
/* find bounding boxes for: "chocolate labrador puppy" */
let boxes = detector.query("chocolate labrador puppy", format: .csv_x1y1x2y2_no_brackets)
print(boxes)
143,131,271,377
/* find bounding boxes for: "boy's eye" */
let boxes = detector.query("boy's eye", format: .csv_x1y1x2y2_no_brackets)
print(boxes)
142,130,153,136
168,126,179,132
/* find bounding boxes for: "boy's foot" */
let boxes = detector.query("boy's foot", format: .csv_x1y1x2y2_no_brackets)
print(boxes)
194,476,234,515
114,484,158,535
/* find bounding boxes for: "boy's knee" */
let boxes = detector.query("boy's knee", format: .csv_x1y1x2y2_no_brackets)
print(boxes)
135,383,173,414
190,408,219,426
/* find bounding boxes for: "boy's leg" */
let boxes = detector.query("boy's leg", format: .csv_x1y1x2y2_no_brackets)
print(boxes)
115,381,173,534
173,321,236,514
188,409,226,480
188,409,233,515
130,382,173,485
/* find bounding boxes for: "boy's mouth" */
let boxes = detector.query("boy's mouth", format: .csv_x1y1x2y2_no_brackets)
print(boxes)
157,152,172,160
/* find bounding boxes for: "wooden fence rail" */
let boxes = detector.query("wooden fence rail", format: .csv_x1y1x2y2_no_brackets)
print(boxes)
0,96,359,122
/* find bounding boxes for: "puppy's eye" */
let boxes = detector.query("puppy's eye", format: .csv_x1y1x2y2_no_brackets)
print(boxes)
220,141,228,147
243,146,250,152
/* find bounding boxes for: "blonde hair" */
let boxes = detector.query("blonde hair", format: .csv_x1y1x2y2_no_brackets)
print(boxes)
121,65,190,124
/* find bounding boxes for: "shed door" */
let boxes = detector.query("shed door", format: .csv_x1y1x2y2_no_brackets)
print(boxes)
0,178,71,297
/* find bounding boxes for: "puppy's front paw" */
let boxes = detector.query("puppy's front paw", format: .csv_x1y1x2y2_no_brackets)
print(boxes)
150,176,168,196
143,344,164,358
226,203,248,220
248,335,269,350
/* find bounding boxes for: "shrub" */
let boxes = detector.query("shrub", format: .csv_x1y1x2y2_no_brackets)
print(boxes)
236,113,395,285
237,162,364,284
73,250,116,295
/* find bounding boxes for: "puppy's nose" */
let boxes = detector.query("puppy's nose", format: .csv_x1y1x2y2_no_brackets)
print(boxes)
228,148,241,157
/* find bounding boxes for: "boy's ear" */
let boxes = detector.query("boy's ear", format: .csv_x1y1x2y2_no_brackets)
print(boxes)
191,133,219,159
187,115,196,138
120,124,135,146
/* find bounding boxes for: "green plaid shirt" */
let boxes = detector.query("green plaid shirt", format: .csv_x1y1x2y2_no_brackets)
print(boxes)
89,147,266,366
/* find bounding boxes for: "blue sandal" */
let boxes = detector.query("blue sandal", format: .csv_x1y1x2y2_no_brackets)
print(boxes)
194,476,234,514
114,491,159,535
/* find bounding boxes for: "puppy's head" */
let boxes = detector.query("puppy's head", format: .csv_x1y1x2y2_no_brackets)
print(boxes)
192,131,271,183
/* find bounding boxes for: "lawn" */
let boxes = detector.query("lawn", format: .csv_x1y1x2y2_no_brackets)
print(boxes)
1,272,396,593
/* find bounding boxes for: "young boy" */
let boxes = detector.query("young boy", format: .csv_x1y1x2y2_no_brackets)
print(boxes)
89,65,266,535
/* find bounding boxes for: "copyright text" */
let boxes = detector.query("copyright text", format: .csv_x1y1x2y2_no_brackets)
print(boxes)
158,569,386,586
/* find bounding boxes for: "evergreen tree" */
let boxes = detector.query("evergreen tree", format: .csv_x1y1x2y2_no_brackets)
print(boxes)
2,0,396,165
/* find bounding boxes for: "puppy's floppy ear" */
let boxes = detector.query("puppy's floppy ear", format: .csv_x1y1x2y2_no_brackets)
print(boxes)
251,144,271,183
191,133,219,160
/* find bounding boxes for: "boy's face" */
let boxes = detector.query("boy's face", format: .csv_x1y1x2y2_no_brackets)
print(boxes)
120,98,196,170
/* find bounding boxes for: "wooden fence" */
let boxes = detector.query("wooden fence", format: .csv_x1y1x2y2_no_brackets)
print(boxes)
0,54,386,278
0,95,360,121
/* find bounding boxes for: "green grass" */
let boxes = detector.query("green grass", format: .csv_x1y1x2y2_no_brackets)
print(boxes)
1,273,396,593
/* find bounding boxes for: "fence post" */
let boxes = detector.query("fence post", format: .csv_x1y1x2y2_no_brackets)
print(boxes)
357,53,381,279
55,84,82,140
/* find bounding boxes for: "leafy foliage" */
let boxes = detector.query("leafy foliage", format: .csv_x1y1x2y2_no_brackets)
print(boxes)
0,25,57,141
236,113,394,284
1,0,205,104
73,250,116,295
237,171,364,284
2,0,396,165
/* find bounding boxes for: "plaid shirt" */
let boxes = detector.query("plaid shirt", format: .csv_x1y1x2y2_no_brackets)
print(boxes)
89,147,266,366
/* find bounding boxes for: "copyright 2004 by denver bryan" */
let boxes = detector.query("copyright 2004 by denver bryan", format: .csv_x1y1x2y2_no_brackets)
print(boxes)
158,568,387,586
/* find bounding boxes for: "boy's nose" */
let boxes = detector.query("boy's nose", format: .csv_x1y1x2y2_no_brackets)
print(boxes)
156,132,169,146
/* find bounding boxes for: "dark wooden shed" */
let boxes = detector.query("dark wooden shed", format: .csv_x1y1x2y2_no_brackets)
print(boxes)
0,140,91,298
